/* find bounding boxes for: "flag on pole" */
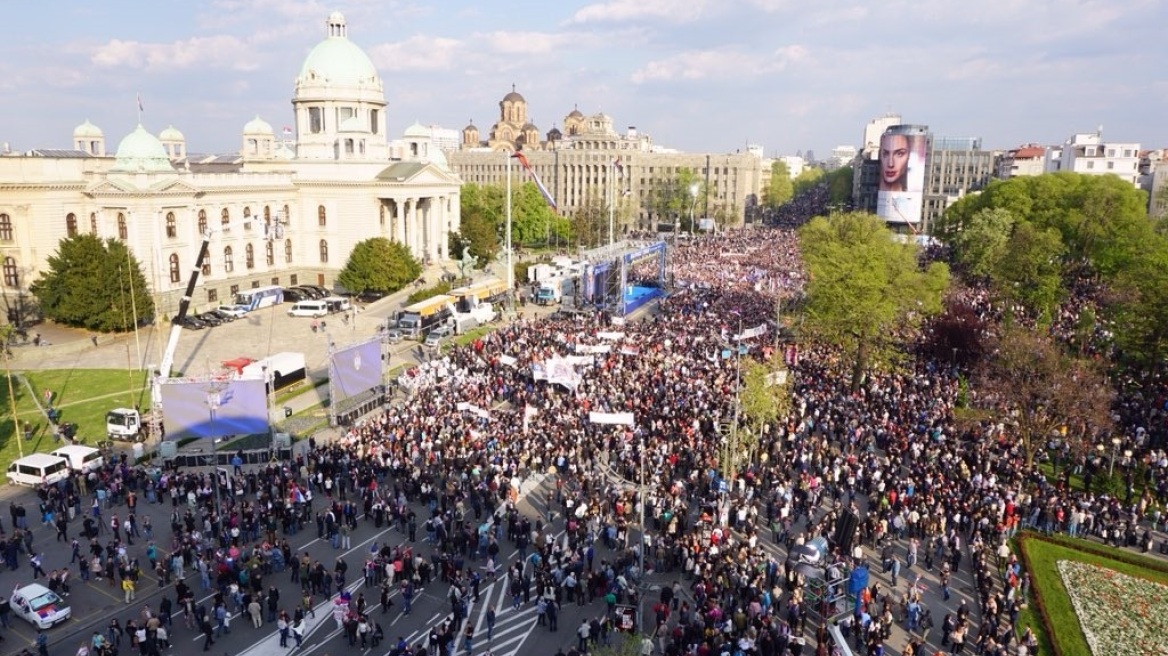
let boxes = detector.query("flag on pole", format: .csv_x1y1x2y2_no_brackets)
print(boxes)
511,150,557,210
282,126,293,136
613,157,622,171
137,93,144,113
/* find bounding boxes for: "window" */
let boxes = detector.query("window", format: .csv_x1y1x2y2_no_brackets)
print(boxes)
1087,161,1095,170
243,207,252,230
221,208,230,228
285,239,293,263
245,243,255,269
271,277,279,286
2,257,18,287
165,212,177,238
201,258,211,276
309,107,323,134
66,213,78,238
1124,149,1133,158
265,241,274,266
370,109,379,134
207,289,218,303
168,254,181,283
318,205,327,227
250,280,259,289
117,213,128,240
319,239,329,264
290,274,298,286
1108,161,1115,170
90,212,97,235
223,246,234,273
0,214,11,241
230,284,240,296
263,206,271,221
198,210,207,235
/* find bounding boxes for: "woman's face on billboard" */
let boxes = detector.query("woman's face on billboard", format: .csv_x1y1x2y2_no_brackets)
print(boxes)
881,135,910,187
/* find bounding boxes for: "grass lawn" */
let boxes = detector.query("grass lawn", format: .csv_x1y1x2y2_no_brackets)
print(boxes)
1017,532,1168,656
0,369,149,463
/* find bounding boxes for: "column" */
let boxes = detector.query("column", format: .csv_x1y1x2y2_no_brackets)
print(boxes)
404,199,416,258
434,196,446,260
393,199,404,245
426,199,439,262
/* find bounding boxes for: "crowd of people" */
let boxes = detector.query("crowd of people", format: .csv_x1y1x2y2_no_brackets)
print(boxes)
11,210,1168,656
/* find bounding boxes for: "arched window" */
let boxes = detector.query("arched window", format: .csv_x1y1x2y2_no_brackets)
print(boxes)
168,254,181,283
117,213,128,240
66,213,78,238
318,205,327,227
165,212,177,238
319,239,329,264
223,246,234,273
245,243,255,269
0,213,13,241
90,212,97,235
2,257,17,287
221,208,230,228
201,257,211,276
265,240,274,266
284,239,293,263
243,207,252,230
263,206,271,221
197,210,208,236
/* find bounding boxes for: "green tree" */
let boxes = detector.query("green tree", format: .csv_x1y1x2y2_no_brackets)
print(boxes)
949,207,1017,279
510,181,560,245
459,183,503,265
1109,242,1168,367
763,160,793,208
729,359,791,481
993,222,1066,322
30,234,154,332
798,212,950,388
336,237,421,296
649,167,705,231
825,166,854,205
571,195,609,248
792,167,825,196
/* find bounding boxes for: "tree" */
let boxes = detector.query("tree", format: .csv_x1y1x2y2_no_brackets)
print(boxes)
975,325,1113,466
510,181,562,246
791,167,825,196
993,222,1065,322
571,195,609,248
923,297,990,369
798,212,950,388
649,167,705,230
1108,241,1168,367
948,207,1016,279
730,359,791,482
763,160,793,208
825,166,854,205
459,184,503,266
337,237,421,296
30,234,154,332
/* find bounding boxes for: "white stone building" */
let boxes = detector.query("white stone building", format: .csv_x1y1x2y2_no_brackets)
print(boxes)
1044,131,1141,186
0,12,461,324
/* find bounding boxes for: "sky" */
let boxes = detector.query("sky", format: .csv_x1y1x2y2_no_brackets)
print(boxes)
1,0,1165,158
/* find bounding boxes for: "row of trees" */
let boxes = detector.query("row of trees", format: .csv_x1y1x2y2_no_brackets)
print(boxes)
762,162,853,209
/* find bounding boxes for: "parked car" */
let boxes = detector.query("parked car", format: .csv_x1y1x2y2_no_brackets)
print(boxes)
291,286,325,299
195,312,224,327
282,288,308,303
384,328,403,344
11,583,71,629
205,309,235,323
357,290,386,303
300,284,330,297
217,304,249,318
176,316,207,330
423,325,452,348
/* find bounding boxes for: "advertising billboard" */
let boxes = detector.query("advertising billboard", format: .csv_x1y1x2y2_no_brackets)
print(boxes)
329,338,383,402
876,129,928,226
160,377,269,439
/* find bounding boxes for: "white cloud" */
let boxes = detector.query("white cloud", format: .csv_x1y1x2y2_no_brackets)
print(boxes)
368,35,466,72
91,36,261,72
569,0,716,24
632,45,807,83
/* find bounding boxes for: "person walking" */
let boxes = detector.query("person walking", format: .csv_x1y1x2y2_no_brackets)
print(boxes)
122,577,136,604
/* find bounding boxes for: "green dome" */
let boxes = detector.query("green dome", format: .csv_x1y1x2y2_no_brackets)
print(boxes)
299,16,379,87
159,125,185,141
403,121,429,138
112,124,174,173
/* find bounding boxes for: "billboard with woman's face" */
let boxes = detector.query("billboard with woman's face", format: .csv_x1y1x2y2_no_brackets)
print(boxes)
876,132,928,225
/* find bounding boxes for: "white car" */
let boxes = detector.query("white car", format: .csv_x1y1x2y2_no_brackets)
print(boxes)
217,305,250,318
11,583,71,629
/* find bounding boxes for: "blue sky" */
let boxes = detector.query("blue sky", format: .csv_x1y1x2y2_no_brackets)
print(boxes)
1,0,1164,157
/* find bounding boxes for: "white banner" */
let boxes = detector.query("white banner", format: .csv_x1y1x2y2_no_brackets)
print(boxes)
565,355,595,367
734,324,769,341
619,346,640,356
498,354,518,368
574,343,612,354
597,331,625,341
523,405,538,432
610,317,626,326
456,401,491,420
545,356,582,391
589,411,635,426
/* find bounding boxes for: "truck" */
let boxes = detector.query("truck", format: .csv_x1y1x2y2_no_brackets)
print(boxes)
535,281,562,305
449,277,509,313
106,408,147,442
397,294,456,339
446,300,498,335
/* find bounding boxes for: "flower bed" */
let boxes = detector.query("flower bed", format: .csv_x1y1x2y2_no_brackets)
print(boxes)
1057,560,1168,655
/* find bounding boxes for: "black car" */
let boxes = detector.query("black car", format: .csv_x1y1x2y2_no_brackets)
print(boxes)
293,286,326,299
282,288,308,303
205,309,235,323
176,316,207,330
300,284,330,298
357,290,386,303
195,312,224,327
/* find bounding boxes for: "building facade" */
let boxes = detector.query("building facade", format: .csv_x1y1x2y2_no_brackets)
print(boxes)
996,144,1046,179
0,12,460,325
1043,131,1141,186
448,90,764,230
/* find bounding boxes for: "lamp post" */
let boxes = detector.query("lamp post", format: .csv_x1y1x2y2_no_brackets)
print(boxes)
204,384,230,517
1109,436,1122,478
688,183,699,237
4,347,23,458
638,429,646,636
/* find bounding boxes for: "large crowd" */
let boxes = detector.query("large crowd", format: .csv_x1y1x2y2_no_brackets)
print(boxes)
11,212,1168,656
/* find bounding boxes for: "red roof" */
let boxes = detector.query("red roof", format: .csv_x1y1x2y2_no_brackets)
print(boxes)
221,357,255,374
1012,146,1045,159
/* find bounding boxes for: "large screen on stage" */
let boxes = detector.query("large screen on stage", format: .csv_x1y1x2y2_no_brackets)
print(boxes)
160,378,269,439
876,131,928,226
330,338,383,402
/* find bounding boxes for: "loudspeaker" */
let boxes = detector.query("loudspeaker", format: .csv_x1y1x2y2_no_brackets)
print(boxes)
832,510,860,555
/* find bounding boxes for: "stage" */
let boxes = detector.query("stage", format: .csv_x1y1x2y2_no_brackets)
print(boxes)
623,284,666,315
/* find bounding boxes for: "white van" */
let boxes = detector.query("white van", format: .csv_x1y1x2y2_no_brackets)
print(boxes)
6,453,70,486
50,445,104,474
287,300,327,318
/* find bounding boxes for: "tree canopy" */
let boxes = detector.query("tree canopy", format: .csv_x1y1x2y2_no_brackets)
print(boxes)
336,237,421,296
30,234,155,332
799,212,950,387
792,168,825,196
649,167,706,230
763,161,793,209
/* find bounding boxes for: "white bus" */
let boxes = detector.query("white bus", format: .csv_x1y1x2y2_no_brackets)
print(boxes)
234,285,284,311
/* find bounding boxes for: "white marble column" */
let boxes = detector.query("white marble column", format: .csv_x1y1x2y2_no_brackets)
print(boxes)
404,199,416,258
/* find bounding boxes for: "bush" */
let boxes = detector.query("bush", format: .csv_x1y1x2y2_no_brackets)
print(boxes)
514,261,532,285
406,281,452,305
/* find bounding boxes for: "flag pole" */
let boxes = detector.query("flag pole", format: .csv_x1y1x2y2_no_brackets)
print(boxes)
506,150,513,310
608,159,615,248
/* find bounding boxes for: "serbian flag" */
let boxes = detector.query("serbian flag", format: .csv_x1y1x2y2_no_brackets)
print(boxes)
137,93,144,113
512,150,557,210
282,126,293,136
613,157,622,171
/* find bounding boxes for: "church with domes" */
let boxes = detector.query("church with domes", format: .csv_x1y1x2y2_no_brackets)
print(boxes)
0,12,461,325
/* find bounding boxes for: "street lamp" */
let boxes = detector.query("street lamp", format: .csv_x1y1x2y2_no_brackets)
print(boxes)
688,183,700,237
205,382,232,518
1109,436,1122,478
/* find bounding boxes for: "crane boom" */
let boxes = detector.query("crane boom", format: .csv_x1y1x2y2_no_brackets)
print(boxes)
154,235,211,401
